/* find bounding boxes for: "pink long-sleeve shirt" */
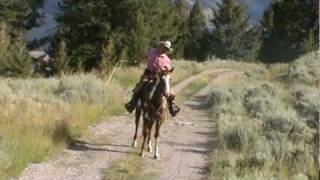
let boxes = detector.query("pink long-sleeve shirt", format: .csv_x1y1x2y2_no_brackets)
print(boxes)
145,48,171,72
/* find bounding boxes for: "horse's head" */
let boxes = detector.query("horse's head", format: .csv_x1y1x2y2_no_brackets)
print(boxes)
145,68,174,101
158,68,174,97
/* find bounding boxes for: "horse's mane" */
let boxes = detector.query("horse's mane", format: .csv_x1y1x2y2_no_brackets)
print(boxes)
142,74,164,109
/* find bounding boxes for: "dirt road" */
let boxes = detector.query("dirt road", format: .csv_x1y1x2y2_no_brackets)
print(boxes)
141,71,243,180
17,69,242,180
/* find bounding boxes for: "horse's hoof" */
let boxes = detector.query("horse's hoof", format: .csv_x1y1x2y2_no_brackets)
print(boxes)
140,152,145,158
132,141,137,148
147,145,152,153
154,155,160,160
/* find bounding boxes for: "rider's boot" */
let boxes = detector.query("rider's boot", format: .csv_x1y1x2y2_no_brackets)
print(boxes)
125,93,137,113
125,81,145,113
168,95,180,117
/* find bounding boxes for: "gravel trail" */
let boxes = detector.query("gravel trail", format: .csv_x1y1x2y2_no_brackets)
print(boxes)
16,69,241,180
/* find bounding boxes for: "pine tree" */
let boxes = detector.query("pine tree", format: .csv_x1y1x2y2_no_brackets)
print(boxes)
0,21,9,54
57,0,137,71
304,30,318,52
0,35,32,77
207,0,261,61
101,33,120,72
54,37,70,76
0,0,29,38
172,0,189,59
126,9,150,64
184,0,207,60
57,0,109,70
0,0,47,77
259,0,319,62
125,0,183,60
139,0,178,41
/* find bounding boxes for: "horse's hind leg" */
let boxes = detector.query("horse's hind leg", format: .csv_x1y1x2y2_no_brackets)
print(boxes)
132,102,141,147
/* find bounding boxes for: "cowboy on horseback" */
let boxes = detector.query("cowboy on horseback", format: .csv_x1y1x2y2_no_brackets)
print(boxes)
125,40,180,116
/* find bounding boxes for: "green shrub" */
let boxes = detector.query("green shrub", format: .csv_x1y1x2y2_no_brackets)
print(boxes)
277,52,319,86
243,84,282,118
55,74,107,104
207,55,318,179
247,137,273,170
223,119,258,152
293,85,320,123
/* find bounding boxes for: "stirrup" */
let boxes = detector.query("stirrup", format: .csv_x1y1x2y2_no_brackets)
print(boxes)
169,103,180,117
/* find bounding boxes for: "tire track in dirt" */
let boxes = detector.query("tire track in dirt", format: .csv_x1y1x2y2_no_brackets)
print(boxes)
16,69,236,180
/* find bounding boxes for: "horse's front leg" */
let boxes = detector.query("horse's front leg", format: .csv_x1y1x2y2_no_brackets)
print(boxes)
154,120,162,160
132,101,141,147
140,120,148,157
147,121,154,153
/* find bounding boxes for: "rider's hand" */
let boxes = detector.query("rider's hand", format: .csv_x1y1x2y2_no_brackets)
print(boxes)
161,66,169,72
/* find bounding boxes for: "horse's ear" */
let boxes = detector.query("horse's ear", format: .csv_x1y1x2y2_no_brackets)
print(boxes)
169,67,174,73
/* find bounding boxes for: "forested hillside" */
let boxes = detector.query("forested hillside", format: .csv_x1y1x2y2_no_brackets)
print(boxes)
0,0,318,77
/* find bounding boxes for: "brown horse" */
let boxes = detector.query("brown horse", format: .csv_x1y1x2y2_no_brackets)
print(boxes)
132,69,173,160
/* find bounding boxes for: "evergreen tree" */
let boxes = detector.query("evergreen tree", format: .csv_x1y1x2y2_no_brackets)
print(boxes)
101,33,120,71
184,0,207,60
57,0,136,71
0,21,9,54
56,0,211,70
304,30,318,52
0,35,32,77
125,0,183,60
0,1,39,78
126,9,150,64
260,0,319,62
0,0,29,38
172,0,189,59
0,0,45,38
138,0,179,41
54,37,70,76
207,0,261,61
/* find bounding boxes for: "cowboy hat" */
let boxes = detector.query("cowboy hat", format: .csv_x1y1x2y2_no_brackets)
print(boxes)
159,41,173,52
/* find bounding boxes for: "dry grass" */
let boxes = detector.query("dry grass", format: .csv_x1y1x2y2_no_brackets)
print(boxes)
0,60,214,179
207,52,319,180
175,74,213,103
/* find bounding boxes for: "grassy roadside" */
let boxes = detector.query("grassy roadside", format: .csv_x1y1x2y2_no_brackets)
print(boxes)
207,53,319,180
102,73,219,180
0,60,215,179
175,74,213,104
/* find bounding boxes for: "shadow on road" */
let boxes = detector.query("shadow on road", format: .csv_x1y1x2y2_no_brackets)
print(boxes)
68,139,136,155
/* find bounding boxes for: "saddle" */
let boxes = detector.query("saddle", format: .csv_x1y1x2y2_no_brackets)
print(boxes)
142,71,180,117
125,68,180,117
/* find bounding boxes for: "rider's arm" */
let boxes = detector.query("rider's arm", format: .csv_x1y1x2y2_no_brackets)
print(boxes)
132,53,148,64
